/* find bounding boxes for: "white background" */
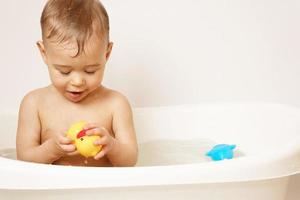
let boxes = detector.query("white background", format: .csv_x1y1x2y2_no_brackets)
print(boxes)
0,0,300,111
0,0,299,199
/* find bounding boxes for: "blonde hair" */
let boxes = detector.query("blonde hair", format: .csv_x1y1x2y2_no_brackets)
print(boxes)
41,0,109,56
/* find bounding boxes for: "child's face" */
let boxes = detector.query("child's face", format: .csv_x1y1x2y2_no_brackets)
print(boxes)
37,36,112,103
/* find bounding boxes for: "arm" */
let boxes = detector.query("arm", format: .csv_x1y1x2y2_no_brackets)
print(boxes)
108,94,138,166
85,93,138,167
16,92,76,164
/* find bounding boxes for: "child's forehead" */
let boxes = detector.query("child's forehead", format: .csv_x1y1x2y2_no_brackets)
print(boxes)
45,35,106,58
45,42,103,68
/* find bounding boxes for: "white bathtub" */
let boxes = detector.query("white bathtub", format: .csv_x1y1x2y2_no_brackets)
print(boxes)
0,102,299,200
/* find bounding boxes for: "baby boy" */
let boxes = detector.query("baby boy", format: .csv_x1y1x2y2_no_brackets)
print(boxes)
16,0,138,167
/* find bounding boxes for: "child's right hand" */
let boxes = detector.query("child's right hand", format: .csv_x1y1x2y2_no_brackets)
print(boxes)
51,131,79,157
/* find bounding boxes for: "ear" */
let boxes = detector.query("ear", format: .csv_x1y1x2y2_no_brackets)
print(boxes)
36,41,47,64
105,42,113,61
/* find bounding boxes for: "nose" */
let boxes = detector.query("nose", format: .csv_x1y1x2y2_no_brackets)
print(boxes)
70,73,86,87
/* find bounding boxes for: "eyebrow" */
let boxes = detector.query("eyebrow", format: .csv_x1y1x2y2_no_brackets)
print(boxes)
53,63,100,68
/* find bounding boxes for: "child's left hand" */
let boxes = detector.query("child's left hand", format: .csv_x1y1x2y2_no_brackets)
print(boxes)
83,123,116,160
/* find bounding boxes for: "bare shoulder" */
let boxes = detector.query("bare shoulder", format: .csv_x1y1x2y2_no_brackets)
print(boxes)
20,87,48,107
101,87,132,112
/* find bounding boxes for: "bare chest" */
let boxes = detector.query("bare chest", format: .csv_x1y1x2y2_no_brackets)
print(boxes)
38,101,113,142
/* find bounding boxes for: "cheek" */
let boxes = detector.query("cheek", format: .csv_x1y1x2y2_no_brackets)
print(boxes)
53,78,67,87
88,72,104,86
48,70,67,87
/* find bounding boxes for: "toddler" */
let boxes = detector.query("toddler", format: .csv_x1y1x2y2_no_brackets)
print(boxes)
16,0,138,167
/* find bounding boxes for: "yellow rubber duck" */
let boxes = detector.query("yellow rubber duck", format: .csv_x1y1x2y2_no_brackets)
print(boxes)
66,121,102,158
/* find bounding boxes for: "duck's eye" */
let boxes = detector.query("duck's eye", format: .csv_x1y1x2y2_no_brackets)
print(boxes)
80,138,84,141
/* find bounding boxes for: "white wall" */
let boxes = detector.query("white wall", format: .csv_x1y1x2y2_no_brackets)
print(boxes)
106,0,300,108
0,0,299,198
0,0,300,111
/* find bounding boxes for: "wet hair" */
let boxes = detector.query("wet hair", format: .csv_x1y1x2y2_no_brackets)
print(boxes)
40,0,109,56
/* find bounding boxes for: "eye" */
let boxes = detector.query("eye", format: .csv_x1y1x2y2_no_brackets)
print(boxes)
59,71,71,75
85,71,96,75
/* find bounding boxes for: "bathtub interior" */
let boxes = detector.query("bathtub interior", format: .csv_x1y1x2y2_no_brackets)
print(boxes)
135,103,300,156
1,102,300,167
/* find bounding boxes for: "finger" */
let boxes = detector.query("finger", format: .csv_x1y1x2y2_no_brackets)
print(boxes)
85,127,98,135
93,136,108,146
85,127,103,136
60,144,76,152
88,126,110,136
94,147,108,160
100,127,110,135
83,123,98,130
67,151,80,156
57,134,72,144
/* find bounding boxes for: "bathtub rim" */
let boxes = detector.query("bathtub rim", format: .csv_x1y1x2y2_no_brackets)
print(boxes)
0,101,300,190
0,143,299,190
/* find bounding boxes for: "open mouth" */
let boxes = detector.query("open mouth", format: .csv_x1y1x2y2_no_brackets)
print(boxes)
67,91,85,99
69,91,83,95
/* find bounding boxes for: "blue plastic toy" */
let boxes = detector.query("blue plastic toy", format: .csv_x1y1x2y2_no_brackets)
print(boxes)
206,144,236,161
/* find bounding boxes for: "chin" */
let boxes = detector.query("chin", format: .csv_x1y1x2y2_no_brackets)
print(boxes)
69,98,84,103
